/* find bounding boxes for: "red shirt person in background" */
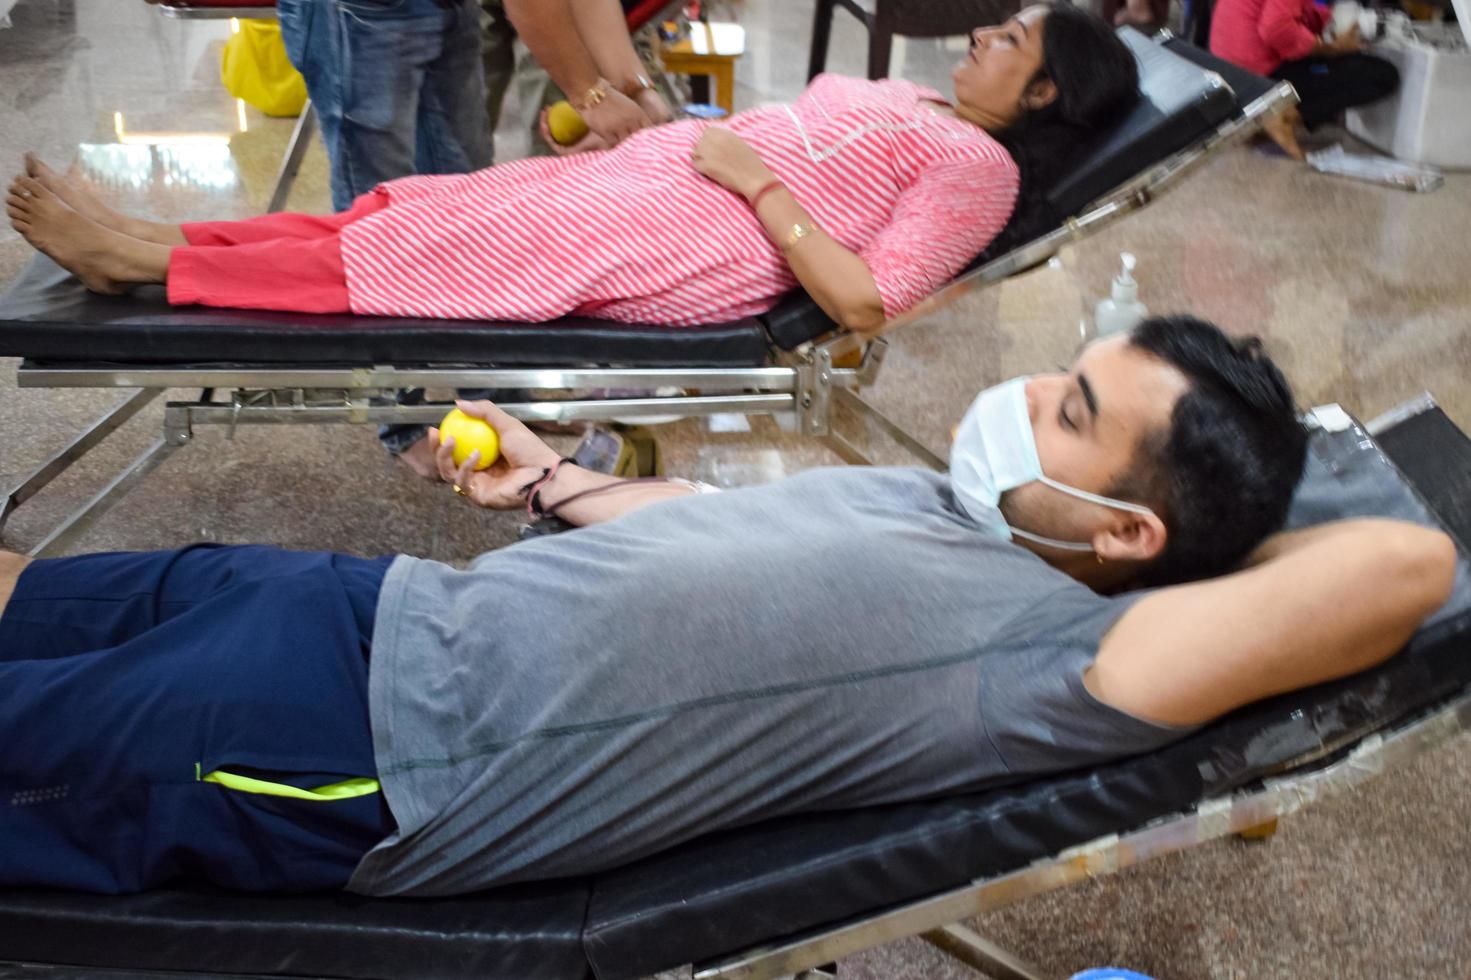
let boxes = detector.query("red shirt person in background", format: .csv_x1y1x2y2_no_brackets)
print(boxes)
1210,0,1398,159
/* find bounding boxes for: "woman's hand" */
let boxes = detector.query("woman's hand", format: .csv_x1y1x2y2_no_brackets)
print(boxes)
634,86,674,126
429,399,562,510
691,127,775,201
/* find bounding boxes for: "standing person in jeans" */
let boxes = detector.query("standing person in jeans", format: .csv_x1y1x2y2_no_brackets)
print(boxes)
277,0,673,474
276,0,495,213
1209,0,1398,161
276,0,501,471
276,0,670,211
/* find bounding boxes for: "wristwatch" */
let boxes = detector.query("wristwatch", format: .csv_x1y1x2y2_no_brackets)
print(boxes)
622,73,654,98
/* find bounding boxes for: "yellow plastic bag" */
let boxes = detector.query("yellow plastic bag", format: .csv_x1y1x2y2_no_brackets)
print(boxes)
220,19,308,118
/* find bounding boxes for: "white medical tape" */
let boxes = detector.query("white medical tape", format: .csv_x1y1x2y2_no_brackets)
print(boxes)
1195,797,1233,841
1308,403,1353,433
1056,833,1121,877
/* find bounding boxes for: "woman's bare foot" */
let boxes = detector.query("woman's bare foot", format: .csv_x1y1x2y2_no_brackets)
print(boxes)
1261,108,1306,162
24,152,187,245
7,175,171,294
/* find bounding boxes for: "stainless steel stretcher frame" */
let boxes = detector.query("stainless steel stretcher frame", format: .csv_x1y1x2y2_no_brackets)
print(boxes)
0,30,1297,558
705,694,1471,980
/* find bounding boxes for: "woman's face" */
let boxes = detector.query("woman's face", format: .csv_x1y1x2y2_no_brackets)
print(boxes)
951,6,1056,130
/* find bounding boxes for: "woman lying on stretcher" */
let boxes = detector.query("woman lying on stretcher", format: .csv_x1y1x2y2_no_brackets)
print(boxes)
7,3,1135,336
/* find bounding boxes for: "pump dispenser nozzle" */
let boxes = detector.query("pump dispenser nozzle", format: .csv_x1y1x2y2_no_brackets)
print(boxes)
1095,251,1148,336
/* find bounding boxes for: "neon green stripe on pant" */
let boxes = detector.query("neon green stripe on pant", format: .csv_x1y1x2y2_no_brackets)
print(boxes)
196,763,380,801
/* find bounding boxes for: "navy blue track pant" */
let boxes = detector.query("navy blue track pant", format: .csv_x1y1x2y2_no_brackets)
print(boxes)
0,545,396,893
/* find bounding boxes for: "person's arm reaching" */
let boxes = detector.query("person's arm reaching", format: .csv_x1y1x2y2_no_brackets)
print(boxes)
1310,24,1366,57
1257,0,1325,62
569,0,672,124
503,0,651,146
1258,0,1362,60
428,400,704,526
1086,519,1458,727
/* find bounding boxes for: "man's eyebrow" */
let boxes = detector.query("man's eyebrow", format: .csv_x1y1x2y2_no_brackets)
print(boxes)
1077,372,1099,419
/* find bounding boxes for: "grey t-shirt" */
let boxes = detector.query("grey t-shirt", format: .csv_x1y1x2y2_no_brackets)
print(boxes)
348,467,1186,897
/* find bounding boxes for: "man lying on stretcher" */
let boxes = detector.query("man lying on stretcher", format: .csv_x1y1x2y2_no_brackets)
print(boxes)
0,316,1454,897
0,314,1453,894
6,3,1134,334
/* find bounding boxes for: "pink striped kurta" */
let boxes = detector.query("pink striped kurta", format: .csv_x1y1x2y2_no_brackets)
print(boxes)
340,75,1021,326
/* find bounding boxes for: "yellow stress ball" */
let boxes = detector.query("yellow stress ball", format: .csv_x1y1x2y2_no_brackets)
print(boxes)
547,100,590,146
438,408,500,471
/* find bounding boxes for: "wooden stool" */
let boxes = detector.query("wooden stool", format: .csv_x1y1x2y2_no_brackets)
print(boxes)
661,22,744,113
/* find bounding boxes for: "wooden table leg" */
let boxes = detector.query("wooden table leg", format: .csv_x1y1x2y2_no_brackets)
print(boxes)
1238,817,1279,840
714,63,735,113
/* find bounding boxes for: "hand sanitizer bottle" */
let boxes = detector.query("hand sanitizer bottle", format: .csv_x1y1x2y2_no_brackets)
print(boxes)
1094,252,1148,336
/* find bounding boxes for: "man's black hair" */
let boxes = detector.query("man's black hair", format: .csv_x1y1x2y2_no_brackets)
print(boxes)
1120,315,1308,585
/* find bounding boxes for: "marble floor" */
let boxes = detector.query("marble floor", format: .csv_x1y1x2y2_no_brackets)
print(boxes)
1,1,1469,978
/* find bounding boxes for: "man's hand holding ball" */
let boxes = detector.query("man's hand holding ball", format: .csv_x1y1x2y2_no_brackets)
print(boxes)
428,400,562,510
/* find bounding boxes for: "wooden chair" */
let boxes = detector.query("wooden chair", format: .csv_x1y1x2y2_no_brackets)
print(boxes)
807,0,1021,81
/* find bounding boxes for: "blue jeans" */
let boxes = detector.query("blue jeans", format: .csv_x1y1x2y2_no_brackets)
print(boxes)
277,0,493,212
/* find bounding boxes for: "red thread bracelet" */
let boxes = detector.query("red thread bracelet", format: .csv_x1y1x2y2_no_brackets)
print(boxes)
750,179,784,210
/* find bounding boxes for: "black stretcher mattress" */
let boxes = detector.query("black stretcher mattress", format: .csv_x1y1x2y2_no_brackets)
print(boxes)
0,257,773,369
1,406,1468,980
0,32,1257,368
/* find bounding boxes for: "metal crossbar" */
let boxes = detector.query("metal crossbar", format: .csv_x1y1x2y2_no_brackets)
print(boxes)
3,353,849,556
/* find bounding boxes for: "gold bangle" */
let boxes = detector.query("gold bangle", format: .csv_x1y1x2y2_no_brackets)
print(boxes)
781,222,816,253
575,80,609,111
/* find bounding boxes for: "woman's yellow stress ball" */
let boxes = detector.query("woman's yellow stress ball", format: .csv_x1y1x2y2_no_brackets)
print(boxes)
438,408,500,470
547,100,590,146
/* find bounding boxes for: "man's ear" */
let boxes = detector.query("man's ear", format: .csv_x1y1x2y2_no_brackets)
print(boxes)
1093,510,1167,565
1023,76,1058,112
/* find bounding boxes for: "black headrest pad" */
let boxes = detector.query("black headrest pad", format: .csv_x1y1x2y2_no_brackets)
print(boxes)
1045,28,1240,217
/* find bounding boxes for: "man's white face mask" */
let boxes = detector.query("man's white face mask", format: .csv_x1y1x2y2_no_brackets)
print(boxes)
948,376,1159,552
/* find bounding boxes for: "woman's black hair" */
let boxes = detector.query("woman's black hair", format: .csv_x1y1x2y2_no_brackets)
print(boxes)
984,3,1140,258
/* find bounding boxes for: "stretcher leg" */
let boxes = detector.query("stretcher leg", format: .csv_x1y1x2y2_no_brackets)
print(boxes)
267,100,317,214
0,389,161,539
922,924,1051,980
1237,818,1279,841
29,432,185,558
